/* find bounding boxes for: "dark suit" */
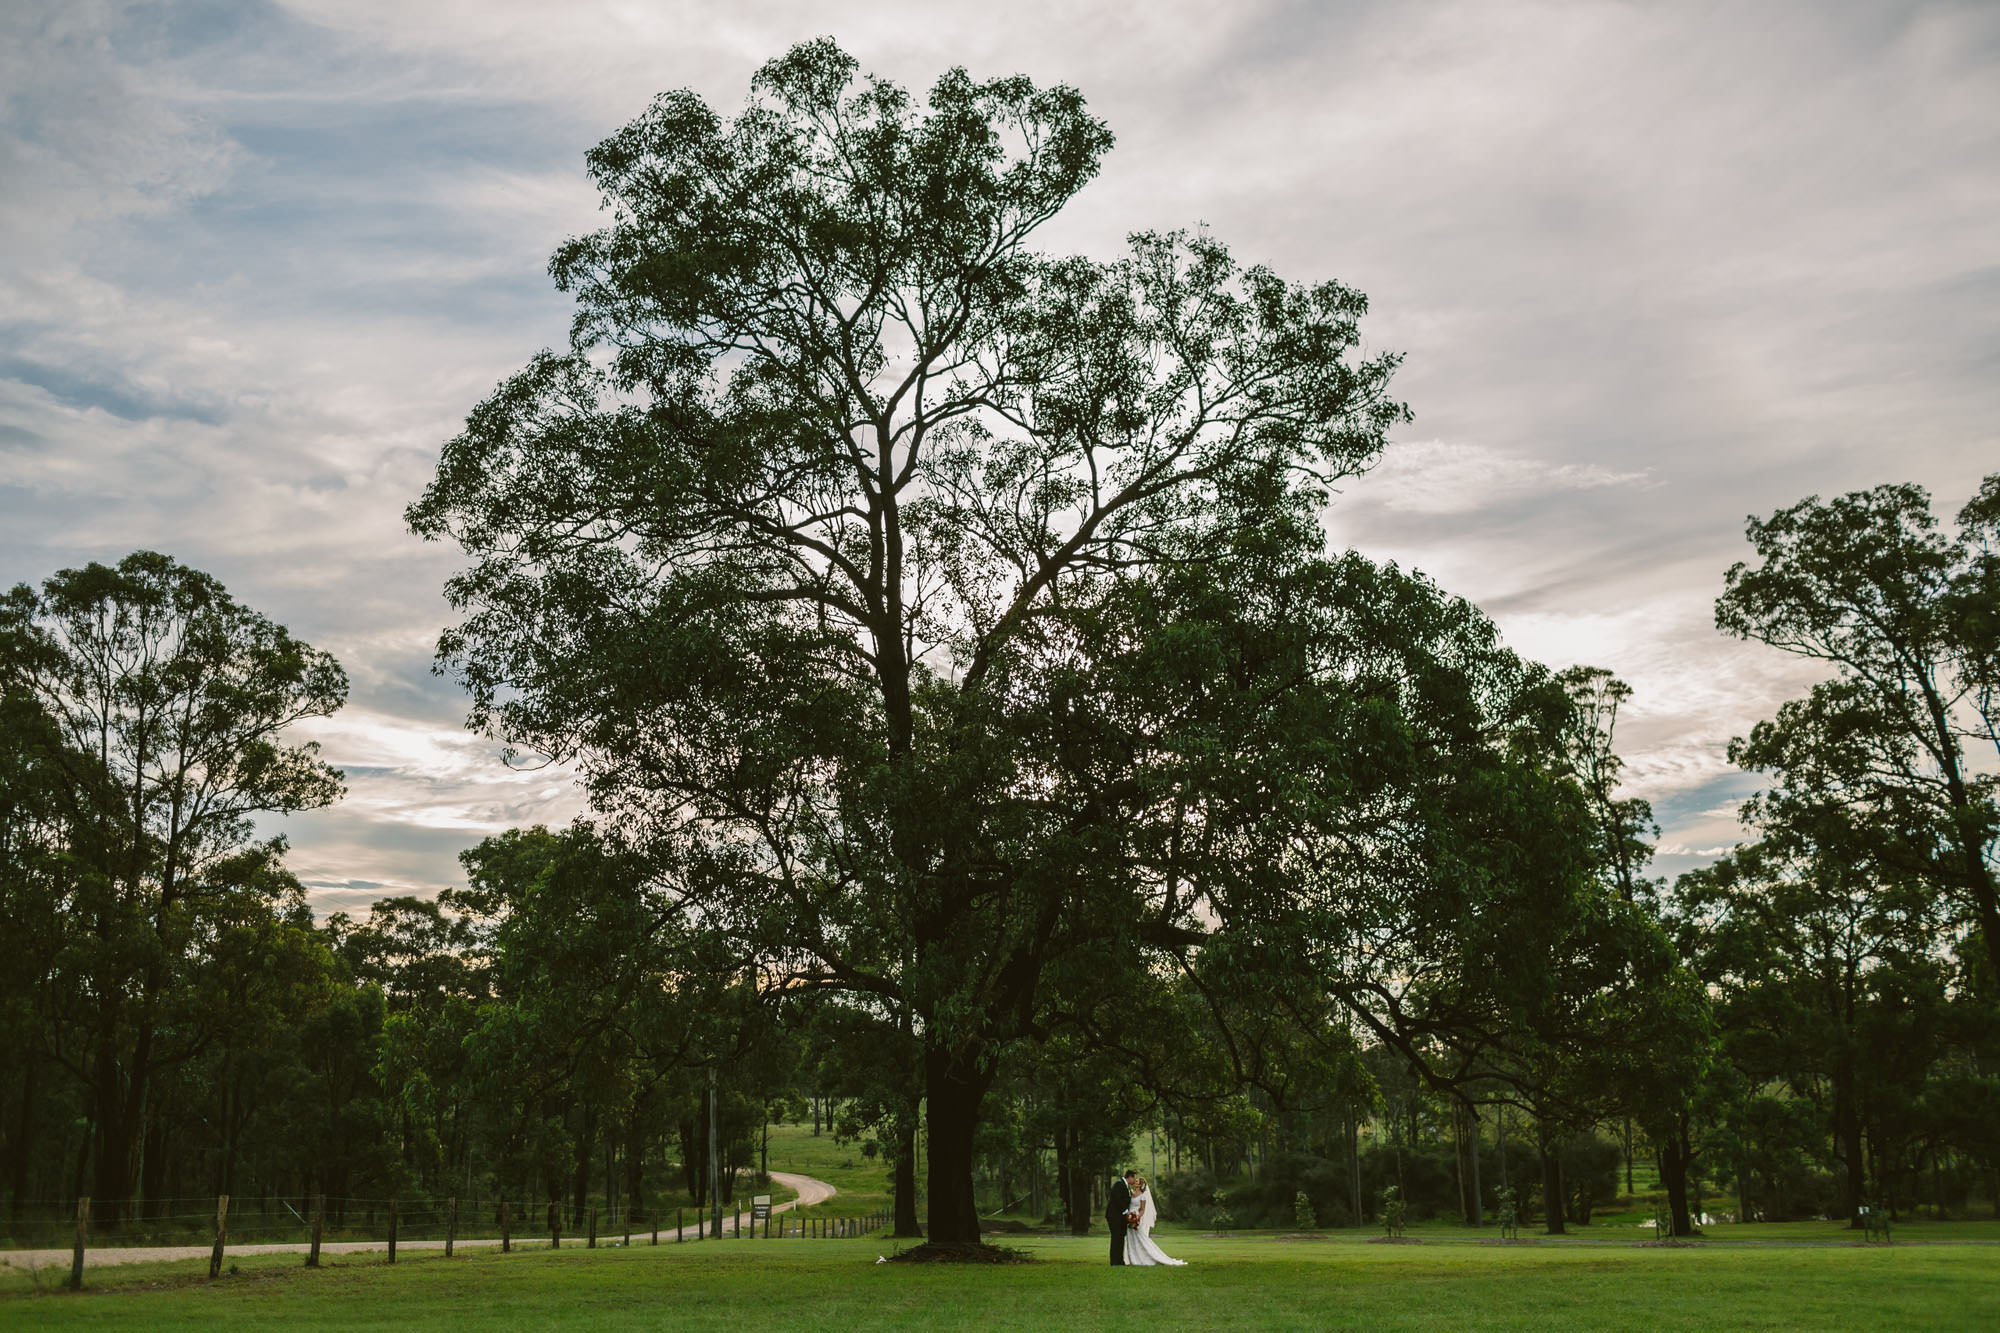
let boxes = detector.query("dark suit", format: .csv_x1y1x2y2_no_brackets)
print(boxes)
1106,1177,1132,1265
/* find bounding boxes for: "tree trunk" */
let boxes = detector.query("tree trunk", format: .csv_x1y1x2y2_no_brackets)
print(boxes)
9,1055,36,1220
1834,1063,1864,1225
625,1114,645,1223
893,1114,920,1237
922,1045,990,1245
89,1027,132,1225
1659,1127,1693,1237
678,1117,702,1206
1349,1111,1362,1224
571,1099,595,1227
1466,1103,1483,1227
1452,1105,1468,1223
139,1106,168,1222
1538,1122,1566,1235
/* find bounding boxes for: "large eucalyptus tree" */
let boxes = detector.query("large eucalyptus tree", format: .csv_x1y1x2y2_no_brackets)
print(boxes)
409,40,1407,1245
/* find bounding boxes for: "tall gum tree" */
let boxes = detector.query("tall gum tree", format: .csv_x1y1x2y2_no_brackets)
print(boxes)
1717,478,2000,977
0,551,346,1221
408,40,1405,1246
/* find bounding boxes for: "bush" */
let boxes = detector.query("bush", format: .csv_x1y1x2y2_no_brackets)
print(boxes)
1207,1189,1234,1235
1380,1184,1407,1237
1152,1169,1216,1223
1293,1190,1316,1231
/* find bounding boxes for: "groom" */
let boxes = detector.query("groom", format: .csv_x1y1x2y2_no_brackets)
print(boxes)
1106,1169,1139,1265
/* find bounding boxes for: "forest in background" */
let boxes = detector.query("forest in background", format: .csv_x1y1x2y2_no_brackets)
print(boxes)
5,464,1994,1245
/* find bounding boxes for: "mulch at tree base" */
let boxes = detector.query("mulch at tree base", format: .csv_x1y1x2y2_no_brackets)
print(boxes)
886,1242,1036,1264
1367,1236,1421,1244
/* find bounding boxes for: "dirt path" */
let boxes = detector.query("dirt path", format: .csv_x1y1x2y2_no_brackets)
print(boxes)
0,1171,839,1274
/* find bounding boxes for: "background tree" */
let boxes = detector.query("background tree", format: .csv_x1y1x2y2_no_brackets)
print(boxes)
0,551,345,1222
1716,477,2000,974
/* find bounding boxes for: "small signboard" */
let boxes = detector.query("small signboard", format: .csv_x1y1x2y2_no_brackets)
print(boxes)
751,1194,772,1222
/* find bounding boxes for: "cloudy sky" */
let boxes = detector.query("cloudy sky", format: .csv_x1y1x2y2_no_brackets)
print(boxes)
3,0,1994,916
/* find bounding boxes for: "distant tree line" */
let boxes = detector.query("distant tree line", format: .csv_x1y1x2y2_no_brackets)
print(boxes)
5,471,1992,1239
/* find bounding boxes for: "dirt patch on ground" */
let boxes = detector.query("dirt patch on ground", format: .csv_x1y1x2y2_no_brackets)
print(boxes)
886,1242,1035,1264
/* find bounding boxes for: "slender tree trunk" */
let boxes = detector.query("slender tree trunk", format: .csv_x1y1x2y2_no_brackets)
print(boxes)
9,1055,35,1220
571,1098,595,1227
1538,1121,1566,1235
1055,1128,1075,1233
89,1024,131,1224
139,1105,168,1222
1466,1103,1483,1227
893,1115,920,1237
1349,1111,1362,1225
625,1114,645,1223
679,1117,703,1207
1453,1105,1469,1223
1659,1125,1693,1237
1834,1063,1864,1225
922,1045,991,1245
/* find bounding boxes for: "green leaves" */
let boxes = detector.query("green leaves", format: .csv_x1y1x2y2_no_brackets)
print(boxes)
1715,475,2000,973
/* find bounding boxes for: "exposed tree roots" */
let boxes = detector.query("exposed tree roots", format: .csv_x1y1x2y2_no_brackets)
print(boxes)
886,1242,1034,1264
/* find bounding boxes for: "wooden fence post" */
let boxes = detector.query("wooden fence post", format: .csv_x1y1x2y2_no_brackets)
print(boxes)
387,1200,398,1264
446,1197,457,1257
306,1194,325,1268
67,1196,88,1289
549,1201,561,1249
208,1194,230,1279
625,1209,632,1248
677,1207,684,1242
651,1211,658,1246
501,1200,511,1253
587,1207,597,1249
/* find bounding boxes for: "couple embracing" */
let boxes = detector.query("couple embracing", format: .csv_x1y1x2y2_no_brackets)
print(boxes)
1105,1169,1186,1267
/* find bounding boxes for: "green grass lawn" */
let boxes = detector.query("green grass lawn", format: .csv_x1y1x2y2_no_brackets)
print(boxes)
8,1127,1996,1328
5,1228,1998,1330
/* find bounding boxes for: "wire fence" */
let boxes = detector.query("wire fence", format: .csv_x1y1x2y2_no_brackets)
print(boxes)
1,1194,893,1289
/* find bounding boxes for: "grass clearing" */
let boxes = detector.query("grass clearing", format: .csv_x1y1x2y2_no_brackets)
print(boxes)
5,1227,1996,1330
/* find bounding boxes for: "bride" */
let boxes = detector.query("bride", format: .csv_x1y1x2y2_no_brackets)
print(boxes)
1123,1177,1187,1267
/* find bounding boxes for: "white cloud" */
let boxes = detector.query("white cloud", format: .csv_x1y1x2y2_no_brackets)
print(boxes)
1360,439,1652,516
5,0,1995,904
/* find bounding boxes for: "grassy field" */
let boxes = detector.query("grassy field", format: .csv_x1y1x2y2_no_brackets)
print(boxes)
5,1228,1998,1330
762,1122,895,1226
7,1125,1996,1328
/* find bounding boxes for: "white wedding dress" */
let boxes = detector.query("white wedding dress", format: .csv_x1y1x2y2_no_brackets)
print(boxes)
1123,1190,1187,1267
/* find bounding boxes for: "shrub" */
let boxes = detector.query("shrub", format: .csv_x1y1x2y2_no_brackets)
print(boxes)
1207,1189,1234,1235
